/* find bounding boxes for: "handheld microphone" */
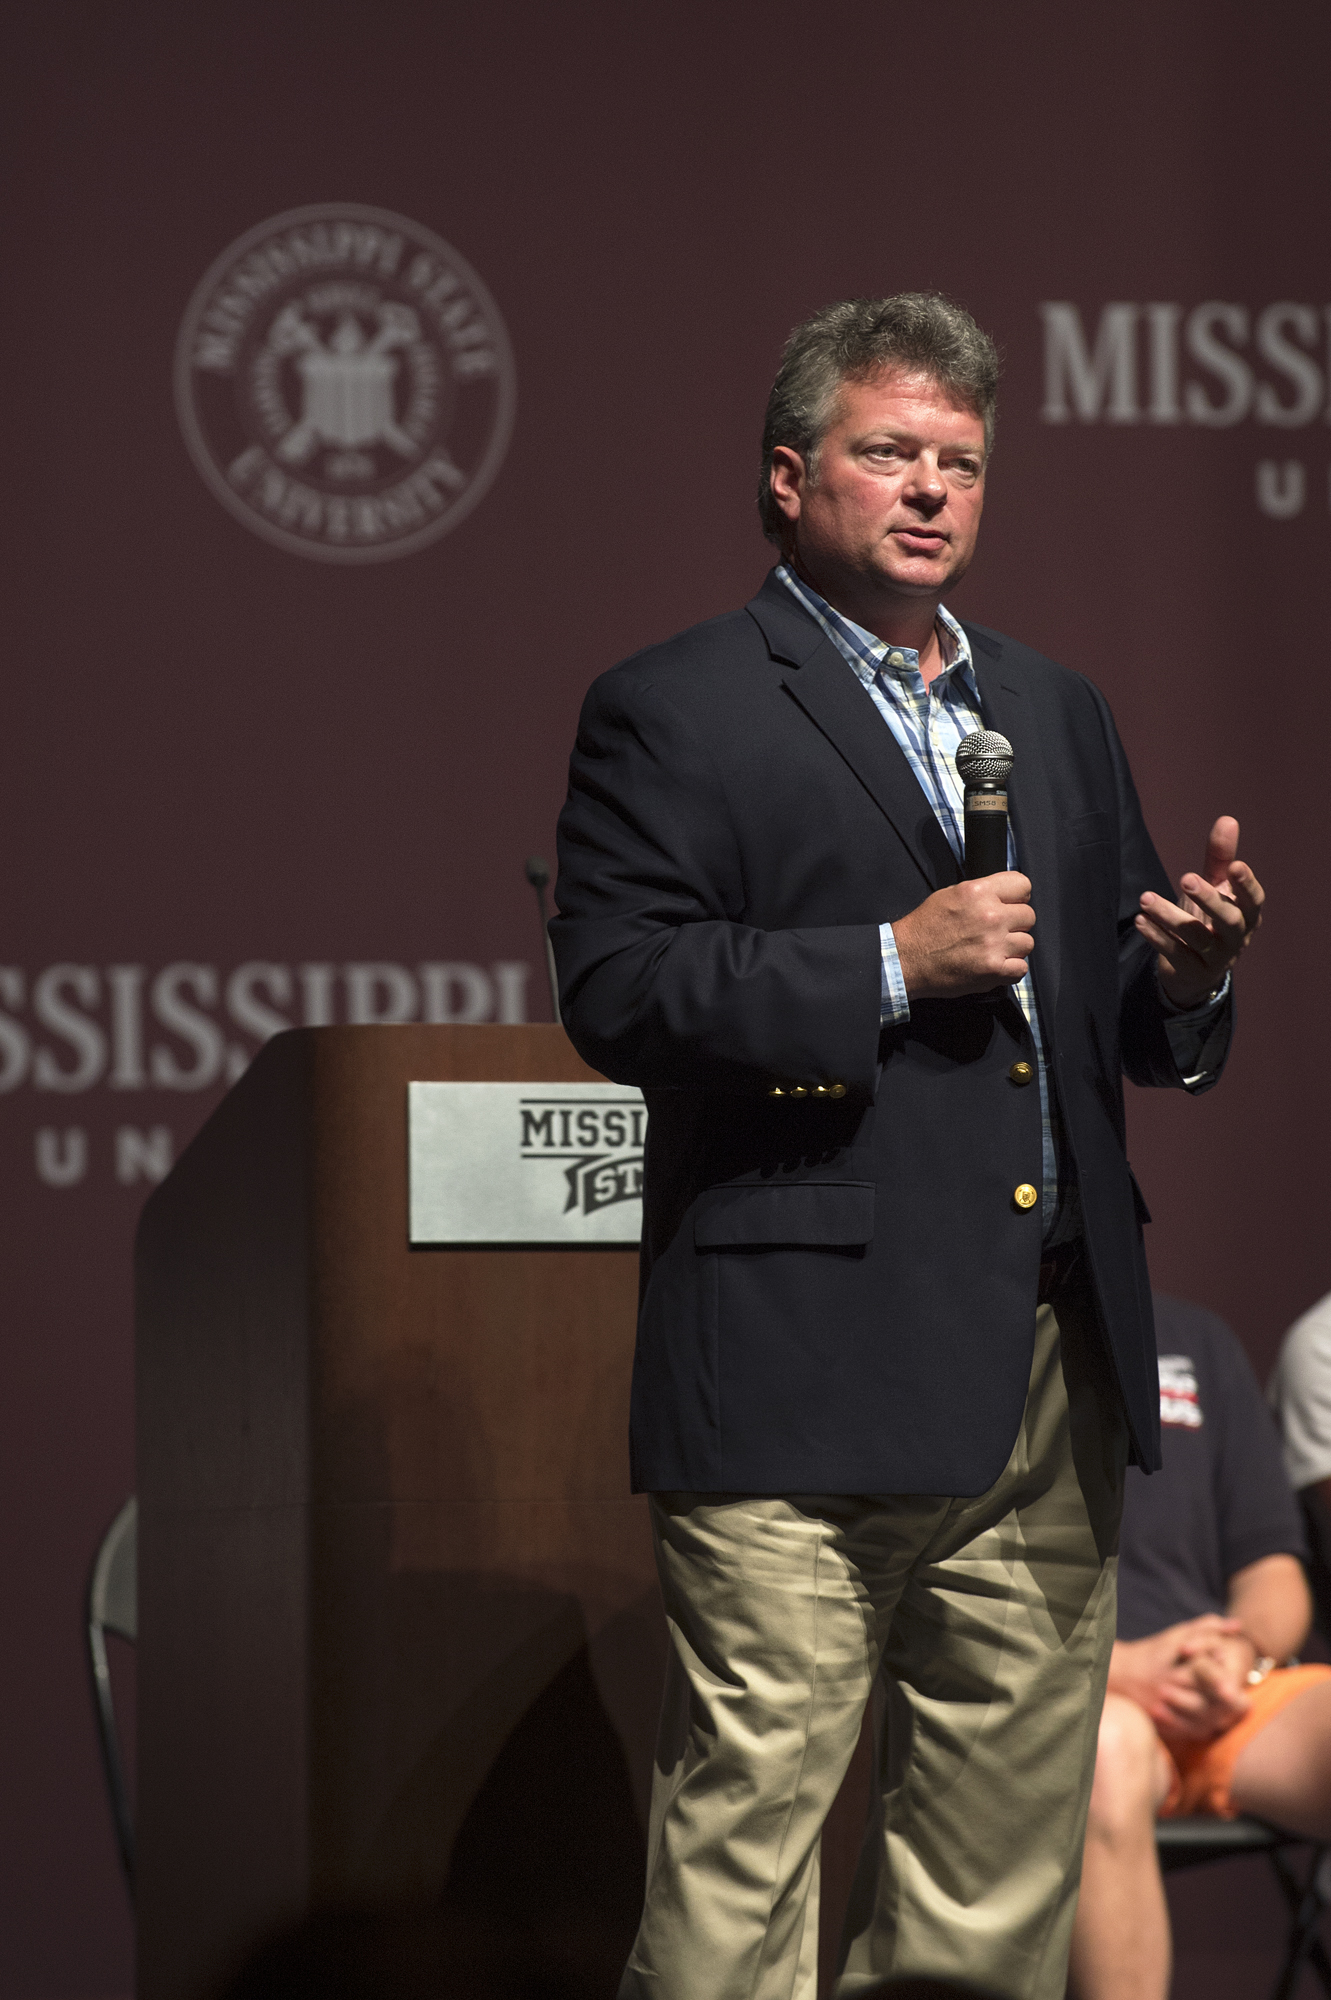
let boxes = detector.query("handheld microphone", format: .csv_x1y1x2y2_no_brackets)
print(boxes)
955,730,1014,879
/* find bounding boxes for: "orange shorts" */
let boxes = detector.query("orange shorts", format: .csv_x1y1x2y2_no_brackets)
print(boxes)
1159,1663,1331,1819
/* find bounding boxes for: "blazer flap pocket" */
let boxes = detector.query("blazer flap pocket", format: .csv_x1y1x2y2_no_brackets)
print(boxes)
694,1181,875,1248
1069,810,1113,846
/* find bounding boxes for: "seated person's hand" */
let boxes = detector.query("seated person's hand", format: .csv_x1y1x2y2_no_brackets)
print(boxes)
1173,1624,1260,1688
1109,1615,1255,1744
1156,1636,1254,1744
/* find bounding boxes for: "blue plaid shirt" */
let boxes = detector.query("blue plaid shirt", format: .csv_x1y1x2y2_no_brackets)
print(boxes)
776,562,1227,1243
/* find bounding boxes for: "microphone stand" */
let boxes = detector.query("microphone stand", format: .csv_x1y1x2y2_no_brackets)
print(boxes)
524,857,561,1025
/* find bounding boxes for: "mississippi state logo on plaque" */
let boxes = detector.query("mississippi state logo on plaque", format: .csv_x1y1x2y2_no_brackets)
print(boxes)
407,1083,646,1246
174,203,516,562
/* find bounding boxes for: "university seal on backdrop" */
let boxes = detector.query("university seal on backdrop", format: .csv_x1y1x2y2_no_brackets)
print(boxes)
174,203,516,562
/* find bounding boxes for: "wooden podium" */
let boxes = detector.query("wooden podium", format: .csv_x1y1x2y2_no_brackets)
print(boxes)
135,1025,662,1999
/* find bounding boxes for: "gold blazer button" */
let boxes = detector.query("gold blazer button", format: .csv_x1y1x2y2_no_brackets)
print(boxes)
1009,1062,1034,1085
1013,1183,1039,1210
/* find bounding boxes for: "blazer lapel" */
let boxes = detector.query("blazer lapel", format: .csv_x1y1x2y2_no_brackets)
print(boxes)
747,577,959,892
966,628,1063,1022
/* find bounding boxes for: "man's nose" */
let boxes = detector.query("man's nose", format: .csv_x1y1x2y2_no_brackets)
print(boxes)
903,455,947,506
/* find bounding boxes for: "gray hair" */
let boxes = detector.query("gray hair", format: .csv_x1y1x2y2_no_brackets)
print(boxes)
758,293,1001,542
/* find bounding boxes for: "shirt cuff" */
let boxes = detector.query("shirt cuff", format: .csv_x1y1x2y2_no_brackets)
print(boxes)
880,922,911,1026
1157,968,1232,1020
1161,970,1232,1090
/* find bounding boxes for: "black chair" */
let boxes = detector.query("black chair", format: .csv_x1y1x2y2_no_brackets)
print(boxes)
1157,1815,1331,2000
86,1495,136,1895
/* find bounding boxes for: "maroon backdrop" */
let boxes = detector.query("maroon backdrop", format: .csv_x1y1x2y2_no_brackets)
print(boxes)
4,4,1329,1994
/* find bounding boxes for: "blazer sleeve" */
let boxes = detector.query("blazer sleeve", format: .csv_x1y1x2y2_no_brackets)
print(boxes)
551,670,883,1093
1080,674,1235,1092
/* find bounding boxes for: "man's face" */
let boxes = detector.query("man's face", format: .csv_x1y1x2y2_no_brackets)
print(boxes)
770,366,987,604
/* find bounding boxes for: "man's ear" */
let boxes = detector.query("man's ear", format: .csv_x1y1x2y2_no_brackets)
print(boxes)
768,446,805,525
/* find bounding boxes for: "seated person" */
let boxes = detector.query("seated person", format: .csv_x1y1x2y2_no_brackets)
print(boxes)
1269,1289,1331,1636
1067,1293,1331,2000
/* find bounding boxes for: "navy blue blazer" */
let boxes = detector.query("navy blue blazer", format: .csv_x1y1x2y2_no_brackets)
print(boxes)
552,572,1231,1495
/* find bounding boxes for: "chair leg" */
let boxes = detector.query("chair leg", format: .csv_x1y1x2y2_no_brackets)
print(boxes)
1267,1847,1331,2000
87,1620,134,1895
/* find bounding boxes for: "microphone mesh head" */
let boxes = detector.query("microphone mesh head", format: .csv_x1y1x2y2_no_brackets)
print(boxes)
955,729,1014,784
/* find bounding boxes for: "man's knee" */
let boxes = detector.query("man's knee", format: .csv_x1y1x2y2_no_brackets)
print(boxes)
1085,1694,1162,1843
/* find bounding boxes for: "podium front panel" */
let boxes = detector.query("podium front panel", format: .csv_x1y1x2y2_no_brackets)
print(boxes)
136,1025,658,1999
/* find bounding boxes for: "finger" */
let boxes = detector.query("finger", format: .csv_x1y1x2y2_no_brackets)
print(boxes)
1139,894,1241,962
1167,900,1247,960
993,873,1033,903
1158,1679,1207,1711
1162,1660,1213,1692
1161,1675,1208,1705
1175,1616,1223,1648
1162,1689,1207,1722
1134,912,1210,967
1141,892,1203,931
1146,883,1243,936
1136,909,1208,959
1172,879,1246,942
1226,863,1265,928
1175,1622,1240,1656
1203,815,1239,887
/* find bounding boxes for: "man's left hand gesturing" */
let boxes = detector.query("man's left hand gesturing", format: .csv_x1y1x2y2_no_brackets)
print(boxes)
1137,815,1265,1009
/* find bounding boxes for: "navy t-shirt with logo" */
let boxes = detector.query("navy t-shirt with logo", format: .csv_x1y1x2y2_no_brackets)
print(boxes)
1116,1293,1307,1642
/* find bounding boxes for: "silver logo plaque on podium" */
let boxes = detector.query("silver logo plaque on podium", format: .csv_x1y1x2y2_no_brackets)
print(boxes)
408,1082,647,1245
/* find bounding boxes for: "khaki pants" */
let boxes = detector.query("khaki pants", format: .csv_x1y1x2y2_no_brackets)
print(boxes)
620,1291,1127,2000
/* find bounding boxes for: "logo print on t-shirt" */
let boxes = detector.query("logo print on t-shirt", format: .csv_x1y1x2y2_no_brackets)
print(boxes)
1158,1354,1203,1428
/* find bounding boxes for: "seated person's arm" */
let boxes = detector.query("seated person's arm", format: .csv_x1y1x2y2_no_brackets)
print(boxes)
1107,1556,1312,1748
1167,1554,1312,1742
1225,1551,1311,1666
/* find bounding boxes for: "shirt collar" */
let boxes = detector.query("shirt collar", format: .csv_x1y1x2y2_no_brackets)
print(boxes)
774,561,974,692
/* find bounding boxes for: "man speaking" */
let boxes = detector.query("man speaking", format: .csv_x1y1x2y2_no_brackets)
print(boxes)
551,295,1263,2000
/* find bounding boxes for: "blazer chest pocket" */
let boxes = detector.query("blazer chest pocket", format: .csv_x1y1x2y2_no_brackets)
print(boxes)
1068,810,1113,846
694,1181,874,1249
